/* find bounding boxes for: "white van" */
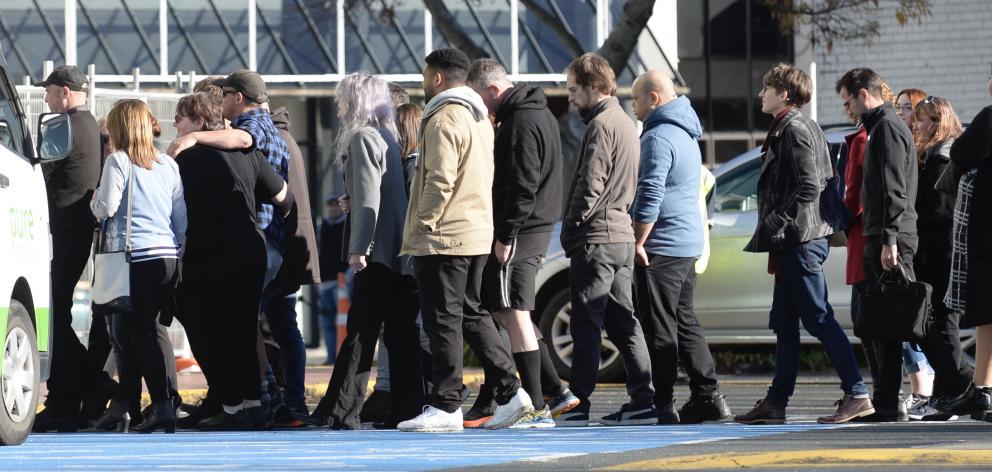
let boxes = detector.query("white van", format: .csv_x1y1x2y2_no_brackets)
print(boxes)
0,52,73,445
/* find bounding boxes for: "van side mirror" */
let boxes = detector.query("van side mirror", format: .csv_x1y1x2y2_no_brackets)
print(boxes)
37,113,72,162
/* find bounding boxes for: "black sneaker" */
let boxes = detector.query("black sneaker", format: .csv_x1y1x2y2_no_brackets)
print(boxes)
555,406,590,427
679,393,732,424
360,390,392,424
247,406,274,430
601,403,657,426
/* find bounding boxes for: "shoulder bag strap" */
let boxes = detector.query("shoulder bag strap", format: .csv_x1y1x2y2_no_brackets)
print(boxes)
124,162,134,256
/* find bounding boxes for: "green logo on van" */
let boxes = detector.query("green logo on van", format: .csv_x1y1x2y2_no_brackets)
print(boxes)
9,208,36,240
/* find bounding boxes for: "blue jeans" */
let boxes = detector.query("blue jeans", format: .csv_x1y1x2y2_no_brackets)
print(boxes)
766,238,869,407
851,288,934,375
264,293,307,412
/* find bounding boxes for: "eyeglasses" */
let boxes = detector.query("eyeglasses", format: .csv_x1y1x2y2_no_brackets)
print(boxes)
897,103,914,112
842,96,856,110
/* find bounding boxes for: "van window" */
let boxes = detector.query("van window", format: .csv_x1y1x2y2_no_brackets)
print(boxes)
0,99,24,155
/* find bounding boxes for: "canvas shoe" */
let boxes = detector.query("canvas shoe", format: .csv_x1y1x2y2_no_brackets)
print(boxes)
484,388,534,430
548,389,581,418
397,406,463,432
600,403,657,426
908,399,958,421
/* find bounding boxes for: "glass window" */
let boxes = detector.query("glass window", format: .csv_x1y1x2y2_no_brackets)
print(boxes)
715,159,759,213
0,100,24,155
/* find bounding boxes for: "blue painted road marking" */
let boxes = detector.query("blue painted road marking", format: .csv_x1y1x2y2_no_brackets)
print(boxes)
1,424,843,470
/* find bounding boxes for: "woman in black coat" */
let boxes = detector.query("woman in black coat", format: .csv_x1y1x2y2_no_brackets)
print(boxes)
935,69,992,421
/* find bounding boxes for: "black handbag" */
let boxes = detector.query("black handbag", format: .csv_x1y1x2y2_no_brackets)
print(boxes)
854,264,931,343
820,145,852,246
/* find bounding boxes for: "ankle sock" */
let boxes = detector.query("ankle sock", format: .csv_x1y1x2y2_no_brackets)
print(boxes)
244,400,262,409
514,350,545,410
222,402,244,415
537,339,564,398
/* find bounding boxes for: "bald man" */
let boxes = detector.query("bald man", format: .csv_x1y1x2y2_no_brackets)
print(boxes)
630,70,730,424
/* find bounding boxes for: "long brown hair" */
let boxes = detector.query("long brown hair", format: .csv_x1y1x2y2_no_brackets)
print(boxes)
914,96,962,157
107,99,161,170
396,102,422,158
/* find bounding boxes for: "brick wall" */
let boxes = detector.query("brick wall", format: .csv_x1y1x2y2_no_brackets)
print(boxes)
813,0,992,125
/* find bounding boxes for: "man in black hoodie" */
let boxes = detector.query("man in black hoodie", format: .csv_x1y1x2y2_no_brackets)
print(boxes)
467,59,577,428
836,67,918,422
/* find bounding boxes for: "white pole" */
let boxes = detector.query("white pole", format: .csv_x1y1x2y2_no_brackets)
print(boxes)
249,0,258,71
596,0,609,47
65,0,77,65
337,0,345,73
510,0,519,75
87,64,95,111
810,61,818,123
159,0,168,76
424,10,433,58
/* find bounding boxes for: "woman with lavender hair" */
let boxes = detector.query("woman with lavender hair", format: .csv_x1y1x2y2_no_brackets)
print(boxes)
309,73,424,429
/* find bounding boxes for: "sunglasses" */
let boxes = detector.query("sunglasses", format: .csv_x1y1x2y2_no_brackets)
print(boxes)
922,95,942,105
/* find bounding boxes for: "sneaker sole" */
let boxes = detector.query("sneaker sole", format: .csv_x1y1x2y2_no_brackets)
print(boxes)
554,419,589,427
509,421,556,429
678,413,732,424
463,416,492,428
485,407,534,430
735,418,786,425
398,425,464,432
550,399,581,418
600,417,657,426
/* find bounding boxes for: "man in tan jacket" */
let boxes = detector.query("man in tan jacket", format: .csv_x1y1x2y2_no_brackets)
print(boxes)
397,48,533,433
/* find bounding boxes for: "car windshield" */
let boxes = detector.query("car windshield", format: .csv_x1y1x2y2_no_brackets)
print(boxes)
714,159,760,213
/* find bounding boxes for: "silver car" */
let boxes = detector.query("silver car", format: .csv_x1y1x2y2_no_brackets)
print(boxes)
533,125,974,380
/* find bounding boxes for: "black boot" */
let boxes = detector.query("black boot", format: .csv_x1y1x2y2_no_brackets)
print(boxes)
933,384,991,416
89,399,131,432
132,400,177,434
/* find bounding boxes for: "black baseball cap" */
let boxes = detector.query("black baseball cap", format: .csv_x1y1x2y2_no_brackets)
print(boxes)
216,69,267,104
33,65,89,91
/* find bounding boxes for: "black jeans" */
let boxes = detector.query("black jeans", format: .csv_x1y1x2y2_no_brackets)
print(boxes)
415,254,520,413
634,254,719,408
183,244,267,407
862,236,917,408
47,231,112,415
313,263,423,428
108,258,178,404
568,242,654,407
916,251,974,397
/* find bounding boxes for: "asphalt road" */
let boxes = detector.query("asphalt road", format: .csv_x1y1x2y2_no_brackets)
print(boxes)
7,376,992,470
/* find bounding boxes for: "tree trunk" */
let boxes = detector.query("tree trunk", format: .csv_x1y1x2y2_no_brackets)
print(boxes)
595,0,656,75
517,0,585,59
422,0,490,60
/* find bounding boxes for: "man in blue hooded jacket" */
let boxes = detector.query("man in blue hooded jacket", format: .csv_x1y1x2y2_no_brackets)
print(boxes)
630,70,730,424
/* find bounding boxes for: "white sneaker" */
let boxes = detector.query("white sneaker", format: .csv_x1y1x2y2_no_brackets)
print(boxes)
484,388,534,430
397,406,464,432
509,406,555,429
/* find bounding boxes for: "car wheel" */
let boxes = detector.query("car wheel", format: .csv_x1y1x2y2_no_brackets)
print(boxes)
538,288,626,382
0,301,39,446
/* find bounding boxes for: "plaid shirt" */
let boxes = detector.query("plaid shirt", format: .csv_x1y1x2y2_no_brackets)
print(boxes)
232,108,290,252
945,170,976,312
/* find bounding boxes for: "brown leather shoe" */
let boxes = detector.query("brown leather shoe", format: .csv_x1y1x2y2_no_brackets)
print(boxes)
817,395,875,424
733,399,785,425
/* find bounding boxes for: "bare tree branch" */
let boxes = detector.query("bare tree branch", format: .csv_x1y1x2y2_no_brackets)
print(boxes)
761,0,932,51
